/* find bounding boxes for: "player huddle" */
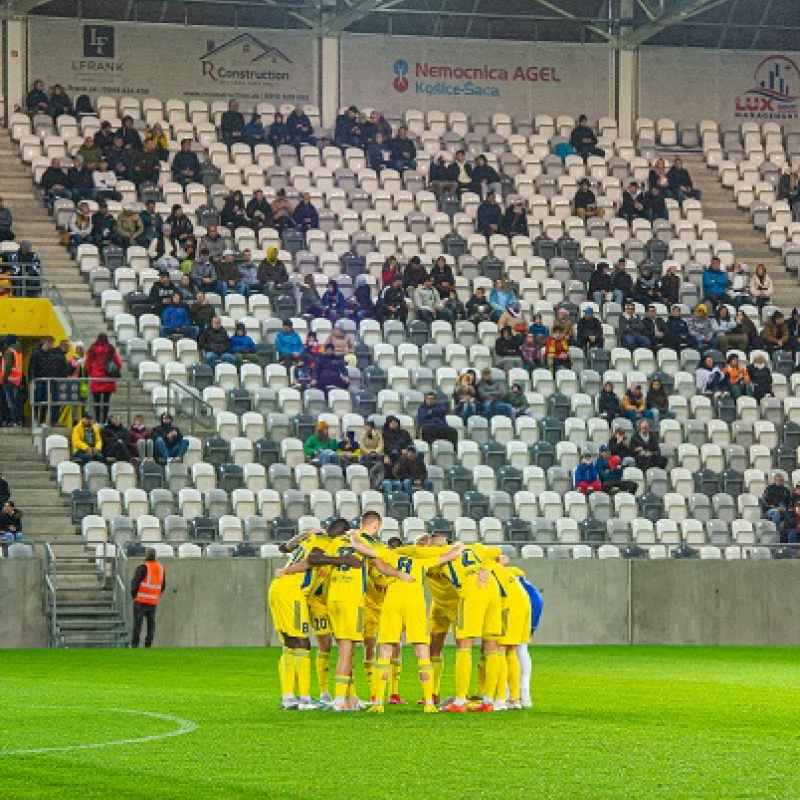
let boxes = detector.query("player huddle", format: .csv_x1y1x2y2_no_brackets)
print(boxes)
268,511,543,713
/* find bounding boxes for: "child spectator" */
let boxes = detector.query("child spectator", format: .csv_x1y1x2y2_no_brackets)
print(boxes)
128,414,153,462
574,452,601,495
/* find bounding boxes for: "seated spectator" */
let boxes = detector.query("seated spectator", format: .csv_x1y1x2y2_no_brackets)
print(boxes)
596,446,637,495
26,79,51,115
727,261,751,307
333,105,362,149
569,114,604,161
67,202,92,252
471,155,502,199
71,412,105,464
587,261,613,307
299,275,324,317
574,452,601,495
364,110,391,143
198,317,233,366
77,135,103,169
190,292,215,331
502,199,529,238
325,324,356,364
116,207,144,250
722,353,753,399
489,278,517,322
497,301,528,336
116,115,143,150
388,126,417,172
552,308,574,343
285,106,315,149
271,189,296,234
93,158,121,201
748,353,773,400
466,286,492,324
667,157,701,203
643,186,668,221
749,264,773,311
240,112,265,150
275,319,303,369
383,445,433,495
574,177,603,219
428,152,458,198
430,256,455,298
661,263,681,307
166,204,194,247
350,275,375,322
160,292,198,340
633,266,661,307
476,368,515,420
293,191,319,232
520,332,541,373
313,342,349,394
221,190,250,231
665,304,692,351
94,120,115,152
337,430,361,465
402,256,428,290
66,155,95,202
417,392,458,447
367,132,393,173
149,223,182,271
641,305,667,351
377,275,409,323
495,326,522,363
761,310,790,355
576,307,603,351
645,378,673,426
608,428,634,463
719,308,755,354
529,311,550,338
175,273,196,307
220,100,246,148
441,290,465,322
620,302,650,351
381,255,400,287
453,370,478,424
413,275,447,323
612,259,634,304
241,189,271,233
149,270,177,314
621,383,648,423
145,123,169,161
321,280,347,321
90,202,118,248
630,419,667,470
598,381,622,423
508,382,529,417
763,473,791,530
101,414,132,462
452,150,474,194
130,140,160,187
648,158,672,197
687,304,716,352
711,305,736,350
619,182,647,224
172,139,202,186
152,412,189,462
268,112,291,148
382,414,412,468
360,419,384,468
216,249,247,298
41,157,71,205
702,258,731,310
0,473,9,505
256,246,290,297
695,354,726,395
304,420,340,465
0,500,23,543
128,414,153,462
199,224,227,264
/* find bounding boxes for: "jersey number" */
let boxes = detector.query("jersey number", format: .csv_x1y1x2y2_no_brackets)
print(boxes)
337,546,355,572
396,556,412,574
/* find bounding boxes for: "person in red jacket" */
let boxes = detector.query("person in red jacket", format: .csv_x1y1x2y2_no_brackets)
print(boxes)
83,333,121,424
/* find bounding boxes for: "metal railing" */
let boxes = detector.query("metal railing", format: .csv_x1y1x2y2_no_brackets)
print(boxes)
43,542,60,648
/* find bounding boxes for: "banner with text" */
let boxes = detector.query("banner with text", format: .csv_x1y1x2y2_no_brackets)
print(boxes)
340,34,612,119
27,18,316,107
639,47,800,124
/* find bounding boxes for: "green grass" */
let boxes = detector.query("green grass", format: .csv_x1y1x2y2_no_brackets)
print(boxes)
1,647,799,799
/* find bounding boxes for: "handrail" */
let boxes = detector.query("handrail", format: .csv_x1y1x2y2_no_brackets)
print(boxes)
165,378,217,436
113,573,129,644
44,574,58,648
43,280,85,344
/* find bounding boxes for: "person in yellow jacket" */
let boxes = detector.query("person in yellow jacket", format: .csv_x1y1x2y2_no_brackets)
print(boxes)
71,411,105,465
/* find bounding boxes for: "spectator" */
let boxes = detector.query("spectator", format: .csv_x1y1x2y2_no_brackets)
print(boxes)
667,156,701,203
574,452,601,495
228,323,258,365
11,240,42,298
299,275,324,317
334,105,362,149
377,275,409,323
268,112,291,148
576,307,603,351
145,123,169,161
702,258,731,310
360,419,384,468
630,419,667,470
350,275,375,322
0,197,13,243
695,354,726,395
166,204,194,246
495,326,522,364
364,110,391,143
71,412,105,464
402,256,428,289
325,324,356,364
198,317,233,366
645,378,673,426
574,177,603,219
413,275,446,323
453,371,478,424
190,292,215,331
382,414,412,468
761,310,790,354
722,353,753,399
93,158,121,201
149,223,181,271
619,181,647,224
648,158,672,197
0,500,24,543
388,126,417,172
271,189,296,235
149,271,177,314
199,224,227,263
620,302,651,351
643,186,668,221
471,154,502,199
430,256,455,299
497,301,528,336
588,261,613,306
94,120,115,153
337,430,361,465
220,100,246,147
452,150,474,194
366,131,392,173
116,207,144,249
763,473,791,530
711,305,736,349
466,286,492,324
598,381,622,423
428,152,458,198
417,392,458,447
569,114,604,161
116,116,143,150
28,335,66,426
641,305,667,351
529,311,550,339
440,289,465,323
160,292,198,340
174,273,196,307
275,319,303,369
609,428,634,463
727,262,752,307
84,333,121,424
293,191,319,231
661,263,681,307
257,247,290,296
596,447,637,495
237,249,259,294
384,445,433,495
719,308,755,354
551,308,573,343
749,264,773,311
40,157,71,205
101,413,132,462
66,155,95,202
26,79,50,115
216,249,247,298
172,139,202,186
612,259,634,304
621,383,648,423
0,473,9,505
303,420,340,466
489,278,516,322
507,382,529,417
221,190,250,231
152,412,189,462
128,414,153,462
77,135,103,169
688,304,716,352
0,335,24,427
748,353,773,401
665,304,693,351
321,279,347,321
502,199,529,237
476,368,515,420
313,342,349,394
286,106,316,148
130,140,160,187
242,112,266,150
519,332,540,373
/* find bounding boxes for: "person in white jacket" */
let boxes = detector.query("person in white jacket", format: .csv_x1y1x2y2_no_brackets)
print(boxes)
148,222,182,270
749,263,773,311
92,158,120,201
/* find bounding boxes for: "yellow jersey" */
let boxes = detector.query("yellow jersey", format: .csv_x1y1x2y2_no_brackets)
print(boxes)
325,533,370,606
368,544,441,600
489,560,528,608
277,533,330,595
440,543,502,593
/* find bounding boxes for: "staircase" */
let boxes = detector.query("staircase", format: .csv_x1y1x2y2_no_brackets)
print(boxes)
678,152,800,309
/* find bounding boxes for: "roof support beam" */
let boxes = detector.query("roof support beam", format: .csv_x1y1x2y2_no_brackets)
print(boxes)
621,0,734,47
530,0,613,40
331,0,407,31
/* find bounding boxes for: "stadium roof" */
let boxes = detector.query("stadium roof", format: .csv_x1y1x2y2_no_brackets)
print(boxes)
10,0,800,50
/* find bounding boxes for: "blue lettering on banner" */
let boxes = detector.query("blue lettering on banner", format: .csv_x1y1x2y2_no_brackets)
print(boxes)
413,80,500,97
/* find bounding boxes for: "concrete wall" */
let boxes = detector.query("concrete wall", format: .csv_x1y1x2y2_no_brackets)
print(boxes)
0,557,47,648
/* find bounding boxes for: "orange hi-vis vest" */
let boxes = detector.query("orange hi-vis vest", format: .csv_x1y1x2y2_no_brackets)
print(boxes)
135,561,164,606
0,349,22,386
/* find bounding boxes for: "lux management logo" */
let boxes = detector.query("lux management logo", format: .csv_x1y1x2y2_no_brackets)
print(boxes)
393,59,410,93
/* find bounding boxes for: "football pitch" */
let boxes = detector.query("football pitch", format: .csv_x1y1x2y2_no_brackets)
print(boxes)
1,647,798,799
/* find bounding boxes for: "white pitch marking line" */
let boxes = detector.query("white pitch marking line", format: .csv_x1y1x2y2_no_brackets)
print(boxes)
0,706,199,756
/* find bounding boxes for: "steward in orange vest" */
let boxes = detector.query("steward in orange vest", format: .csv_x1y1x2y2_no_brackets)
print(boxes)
130,548,166,648
0,335,24,427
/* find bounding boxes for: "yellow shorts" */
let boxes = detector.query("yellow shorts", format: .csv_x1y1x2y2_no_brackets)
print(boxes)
455,583,502,641
308,600,330,637
498,597,532,646
378,595,429,645
363,602,382,640
328,600,364,642
429,601,458,636
269,581,310,639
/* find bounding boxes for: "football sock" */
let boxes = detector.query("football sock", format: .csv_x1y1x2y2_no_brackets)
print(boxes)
482,651,500,705
507,649,521,703
431,656,443,696
333,673,350,705
294,649,312,700
454,648,472,703
371,658,390,705
316,651,330,696
477,652,487,697
517,643,532,700
363,657,374,686
494,649,508,703
417,658,433,705
347,671,358,699
280,648,296,699
390,657,402,696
